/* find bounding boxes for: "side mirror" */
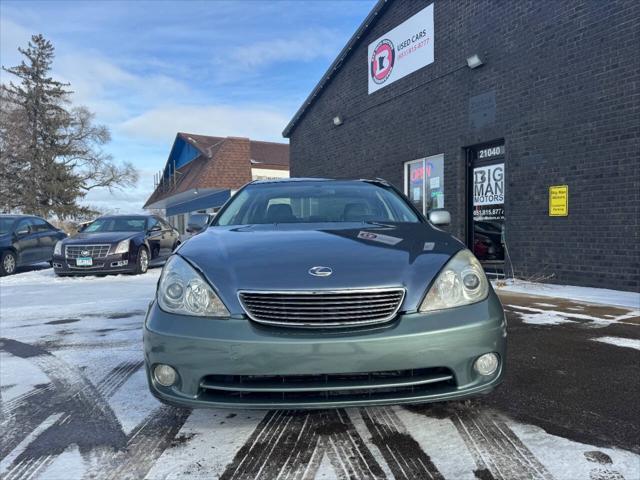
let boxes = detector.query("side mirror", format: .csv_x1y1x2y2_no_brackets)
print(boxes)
428,209,451,226
187,224,204,234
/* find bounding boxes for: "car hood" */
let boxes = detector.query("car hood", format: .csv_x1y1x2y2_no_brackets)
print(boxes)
63,231,139,244
179,223,465,313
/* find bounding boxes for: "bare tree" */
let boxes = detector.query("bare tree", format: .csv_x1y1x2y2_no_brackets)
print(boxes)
0,34,138,218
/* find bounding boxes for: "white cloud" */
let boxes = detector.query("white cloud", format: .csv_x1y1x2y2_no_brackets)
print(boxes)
0,17,35,83
227,28,342,70
118,104,290,143
53,53,192,122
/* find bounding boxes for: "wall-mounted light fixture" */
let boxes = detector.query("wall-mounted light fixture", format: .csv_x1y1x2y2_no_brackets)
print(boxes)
332,115,343,126
466,54,483,69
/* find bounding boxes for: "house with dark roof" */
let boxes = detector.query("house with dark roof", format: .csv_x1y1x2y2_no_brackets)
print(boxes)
144,133,289,233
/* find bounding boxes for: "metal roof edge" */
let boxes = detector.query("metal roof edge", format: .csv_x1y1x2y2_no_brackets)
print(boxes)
281,0,391,138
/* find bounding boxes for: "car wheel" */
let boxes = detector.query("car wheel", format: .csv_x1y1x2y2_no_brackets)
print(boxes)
1,251,17,276
136,247,149,274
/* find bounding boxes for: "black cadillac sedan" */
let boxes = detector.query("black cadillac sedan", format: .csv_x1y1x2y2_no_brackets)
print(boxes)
53,214,179,276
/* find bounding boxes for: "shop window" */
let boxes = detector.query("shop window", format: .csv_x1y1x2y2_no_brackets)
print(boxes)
404,154,444,215
177,214,185,234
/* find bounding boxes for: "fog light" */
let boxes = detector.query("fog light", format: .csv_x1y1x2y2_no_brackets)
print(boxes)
153,364,177,386
474,353,499,376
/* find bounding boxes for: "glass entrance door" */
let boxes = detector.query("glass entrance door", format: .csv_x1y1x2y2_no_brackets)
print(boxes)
468,143,505,264
404,155,444,215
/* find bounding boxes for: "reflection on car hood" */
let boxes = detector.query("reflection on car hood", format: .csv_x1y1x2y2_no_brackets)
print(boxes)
63,231,139,244
179,223,465,313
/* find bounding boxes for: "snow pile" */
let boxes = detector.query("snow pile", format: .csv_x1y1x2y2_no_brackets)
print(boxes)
493,279,640,309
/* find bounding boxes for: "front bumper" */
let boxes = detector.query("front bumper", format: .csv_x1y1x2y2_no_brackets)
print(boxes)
143,290,507,409
52,252,135,275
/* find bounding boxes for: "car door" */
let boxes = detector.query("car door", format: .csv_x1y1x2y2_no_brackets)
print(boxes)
159,219,177,256
145,217,163,259
31,218,56,262
13,219,38,266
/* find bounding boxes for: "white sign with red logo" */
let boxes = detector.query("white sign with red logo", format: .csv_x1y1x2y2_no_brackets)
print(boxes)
367,3,434,94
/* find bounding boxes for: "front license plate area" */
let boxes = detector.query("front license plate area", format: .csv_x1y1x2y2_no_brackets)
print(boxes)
76,257,93,266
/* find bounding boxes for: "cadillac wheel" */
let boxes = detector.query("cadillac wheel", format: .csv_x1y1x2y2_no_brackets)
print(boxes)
137,247,149,274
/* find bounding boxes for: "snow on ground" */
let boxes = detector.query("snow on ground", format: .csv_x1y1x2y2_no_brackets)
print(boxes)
1,268,639,479
503,304,639,328
515,311,577,326
593,336,640,351
493,278,640,309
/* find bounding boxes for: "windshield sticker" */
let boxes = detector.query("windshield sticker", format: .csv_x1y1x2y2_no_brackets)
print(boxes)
358,231,403,246
423,242,435,251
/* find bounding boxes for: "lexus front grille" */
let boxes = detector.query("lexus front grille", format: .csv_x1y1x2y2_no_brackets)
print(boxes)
65,244,111,259
238,288,405,327
199,367,457,405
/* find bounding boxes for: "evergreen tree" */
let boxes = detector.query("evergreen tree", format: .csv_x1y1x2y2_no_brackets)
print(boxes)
0,34,138,218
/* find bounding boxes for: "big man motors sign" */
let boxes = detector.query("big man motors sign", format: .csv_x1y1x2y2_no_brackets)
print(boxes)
367,4,434,94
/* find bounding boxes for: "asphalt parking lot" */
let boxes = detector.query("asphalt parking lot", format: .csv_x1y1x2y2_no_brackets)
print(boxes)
1,269,639,480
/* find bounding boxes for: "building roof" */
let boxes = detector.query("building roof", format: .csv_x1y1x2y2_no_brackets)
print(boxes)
144,133,289,209
282,0,389,138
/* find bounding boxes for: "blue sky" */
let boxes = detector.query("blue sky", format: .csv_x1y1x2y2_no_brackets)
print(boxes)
0,0,375,212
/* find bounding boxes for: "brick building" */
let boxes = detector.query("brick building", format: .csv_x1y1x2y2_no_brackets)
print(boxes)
283,0,639,291
145,133,289,234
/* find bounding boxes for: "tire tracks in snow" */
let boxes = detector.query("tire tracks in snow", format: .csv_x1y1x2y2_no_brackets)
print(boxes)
408,402,554,480
0,338,148,480
360,406,444,480
220,409,387,480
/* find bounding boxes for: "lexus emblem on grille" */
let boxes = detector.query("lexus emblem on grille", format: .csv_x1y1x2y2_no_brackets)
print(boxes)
81,250,90,256
308,266,332,277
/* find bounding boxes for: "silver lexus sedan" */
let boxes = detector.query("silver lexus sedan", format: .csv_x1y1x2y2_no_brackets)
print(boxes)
144,178,506,409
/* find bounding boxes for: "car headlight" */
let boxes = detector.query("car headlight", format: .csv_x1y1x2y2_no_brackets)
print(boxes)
419,249,488,312
54,241,63,256
114,240,129,254
157,255,229,317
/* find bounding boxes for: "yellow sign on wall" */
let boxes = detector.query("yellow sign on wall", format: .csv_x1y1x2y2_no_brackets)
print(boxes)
549,185,568,216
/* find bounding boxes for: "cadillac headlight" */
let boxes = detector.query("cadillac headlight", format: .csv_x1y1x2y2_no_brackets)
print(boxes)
157,255,229,317
114,240,130,254
54,241,63,256
419,249,488,312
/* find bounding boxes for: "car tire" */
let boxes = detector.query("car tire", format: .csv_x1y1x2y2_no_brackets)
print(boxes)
135,246,149,275
1,251,17,276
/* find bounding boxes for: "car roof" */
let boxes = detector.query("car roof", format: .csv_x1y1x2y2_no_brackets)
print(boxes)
96,214,152,218
249,177,391,186
0,214,41,220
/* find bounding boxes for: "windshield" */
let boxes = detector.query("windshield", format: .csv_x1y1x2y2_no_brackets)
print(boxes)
84,217,147,232
0,218,16,235
215,182,421,226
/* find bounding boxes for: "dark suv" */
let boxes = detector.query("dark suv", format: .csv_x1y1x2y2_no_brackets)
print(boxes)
0,215,67,275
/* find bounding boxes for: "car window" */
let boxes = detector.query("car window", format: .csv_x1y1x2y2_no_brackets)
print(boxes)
15,219,34,233
84,217,147,232
31,218,52,232
215,182,421,226
0,218,16,235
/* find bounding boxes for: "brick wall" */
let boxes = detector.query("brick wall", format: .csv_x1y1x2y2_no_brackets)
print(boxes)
287,0,640,291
